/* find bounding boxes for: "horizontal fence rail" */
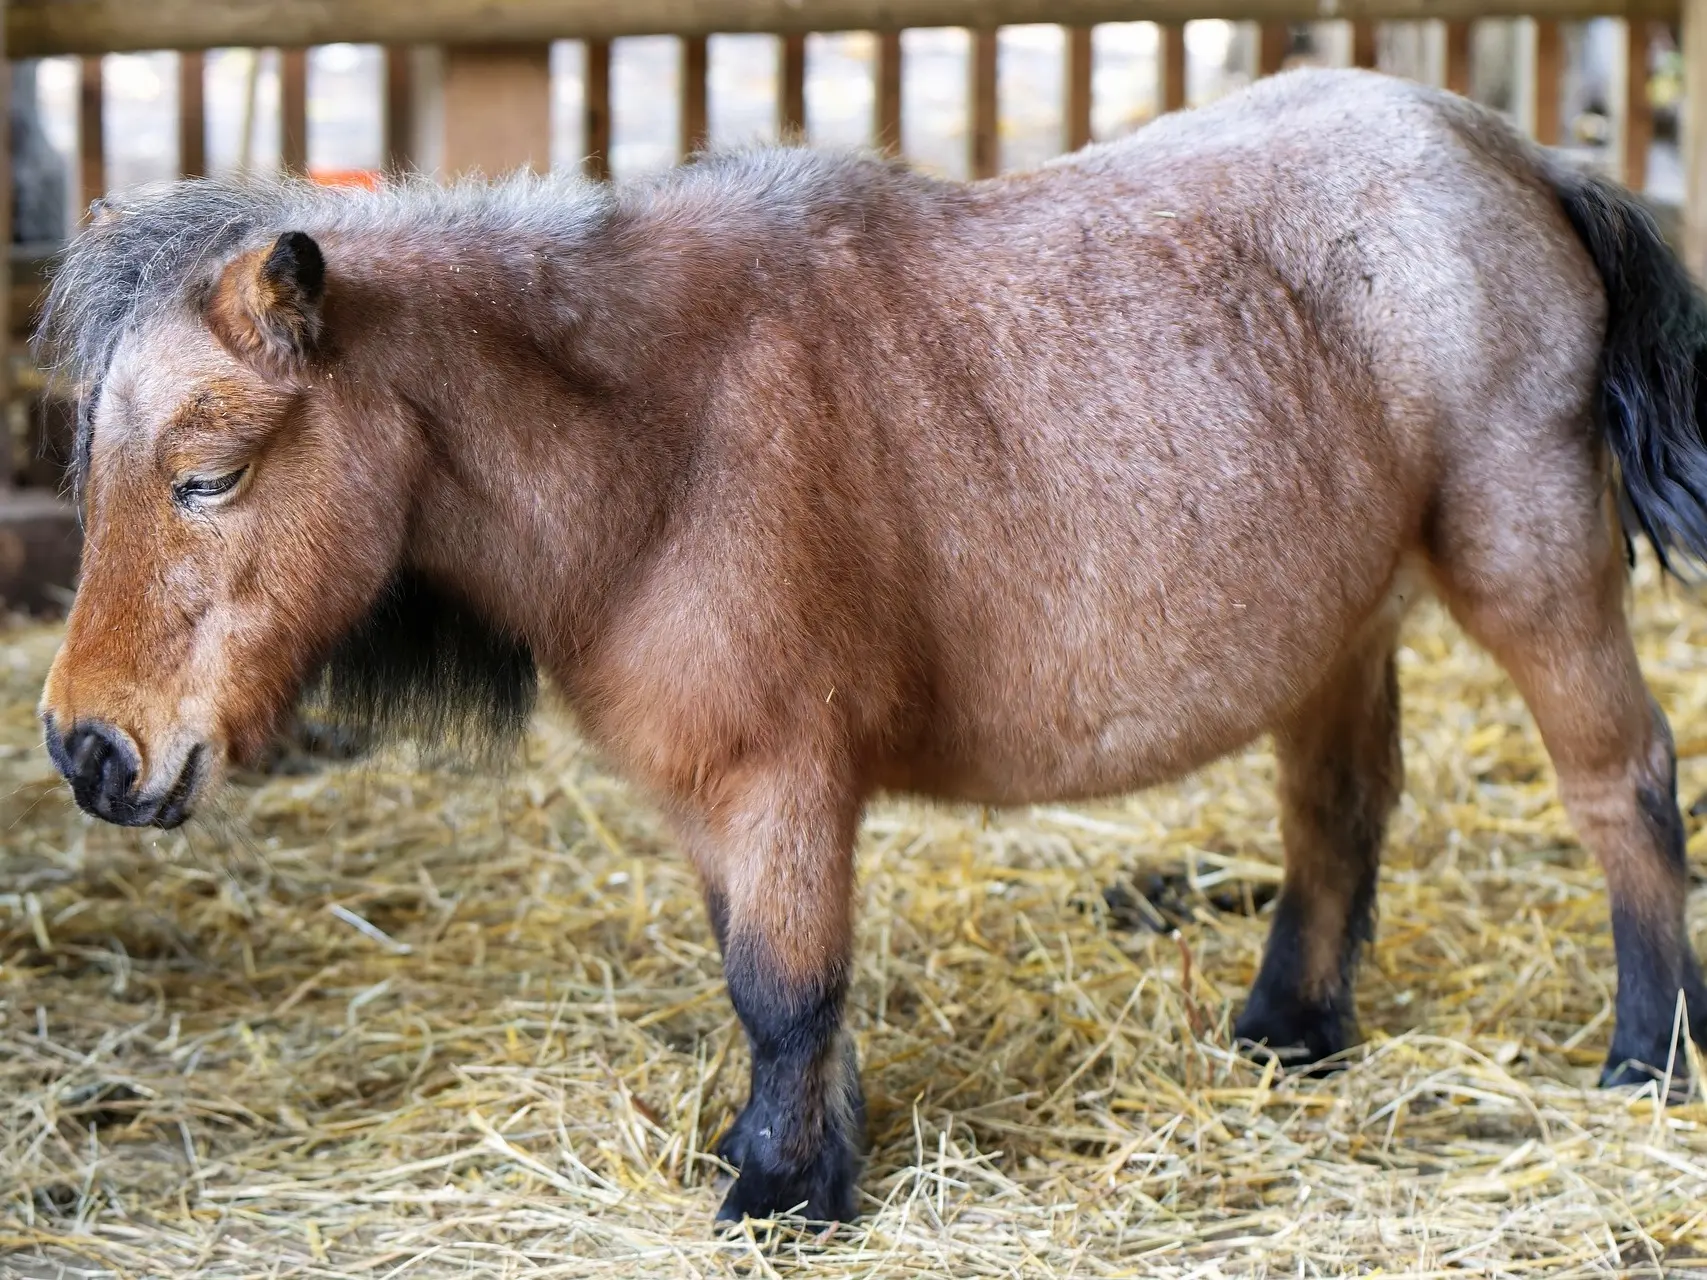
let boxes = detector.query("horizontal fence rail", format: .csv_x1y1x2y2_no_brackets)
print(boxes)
7,0,1691,57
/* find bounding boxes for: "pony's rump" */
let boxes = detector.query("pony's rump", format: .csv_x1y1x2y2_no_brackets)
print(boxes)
1549,162,1707,572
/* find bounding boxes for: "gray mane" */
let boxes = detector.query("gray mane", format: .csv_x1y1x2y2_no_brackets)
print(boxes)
40,170,626,389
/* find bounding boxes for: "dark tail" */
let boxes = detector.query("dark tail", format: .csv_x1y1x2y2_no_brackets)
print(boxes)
1550,163,1707,573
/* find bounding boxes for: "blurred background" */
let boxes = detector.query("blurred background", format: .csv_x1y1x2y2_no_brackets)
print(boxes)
13,23,1687,208
0,14,1692,609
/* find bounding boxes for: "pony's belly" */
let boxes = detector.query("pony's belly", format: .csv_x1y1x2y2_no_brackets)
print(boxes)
890,555,1428,807
894,688,1280,805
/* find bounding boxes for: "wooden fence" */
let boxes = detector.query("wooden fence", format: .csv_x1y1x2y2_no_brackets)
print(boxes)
3,0,1707,608
9,1,1699,195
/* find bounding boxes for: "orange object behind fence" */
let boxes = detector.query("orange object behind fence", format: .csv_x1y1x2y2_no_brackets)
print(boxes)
310,169,381,190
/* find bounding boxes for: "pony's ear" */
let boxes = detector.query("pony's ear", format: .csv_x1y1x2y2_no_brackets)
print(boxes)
205,231,326,379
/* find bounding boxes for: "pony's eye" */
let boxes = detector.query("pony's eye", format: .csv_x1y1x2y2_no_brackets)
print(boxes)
172,466,248,507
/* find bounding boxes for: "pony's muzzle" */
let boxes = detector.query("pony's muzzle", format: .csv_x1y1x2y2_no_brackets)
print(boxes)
43,716,200,828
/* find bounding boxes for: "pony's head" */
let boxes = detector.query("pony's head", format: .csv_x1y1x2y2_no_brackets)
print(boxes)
37,182,534,827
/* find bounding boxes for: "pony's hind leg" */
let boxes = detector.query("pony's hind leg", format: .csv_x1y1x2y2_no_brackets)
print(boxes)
1235,615,1403,1065
1436,524,1707,1088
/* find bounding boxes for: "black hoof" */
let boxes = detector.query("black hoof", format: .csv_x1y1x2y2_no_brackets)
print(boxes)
714,1097,863,1225
1600,1044,1692,1101
1233,990,1353,1070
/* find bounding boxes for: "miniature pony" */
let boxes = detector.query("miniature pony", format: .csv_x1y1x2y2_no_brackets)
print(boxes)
38,69,1707,1221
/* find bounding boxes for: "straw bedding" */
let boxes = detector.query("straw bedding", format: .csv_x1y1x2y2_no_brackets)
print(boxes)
4,570,1707,1278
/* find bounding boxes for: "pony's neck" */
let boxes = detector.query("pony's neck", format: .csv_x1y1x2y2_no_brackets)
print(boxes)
330,210,734,677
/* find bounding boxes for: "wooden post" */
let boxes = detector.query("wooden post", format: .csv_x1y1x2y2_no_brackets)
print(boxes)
585,38,610,179
178,50,205,178
875,30,902,154
236,48,260,171
1161,23,1187,112
384,46,415,172
77,54,102,211
1684,0,1707,276
441,44,551,175
1444,20,1472,97
0,490,83,612
970,26,998,178
0,36,82,614
681,35,708,158
1,0,10,466
1259,23,1288,76
1624,21,1652,194
1351,20,1378,69
280,47,308,173
1066,25,1093,152
1532,20,1561,144
780,32,806,141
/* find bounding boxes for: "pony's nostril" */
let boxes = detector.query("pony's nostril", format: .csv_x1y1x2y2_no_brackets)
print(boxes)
60,722,138,811
99,743,136,800
68,724,106,777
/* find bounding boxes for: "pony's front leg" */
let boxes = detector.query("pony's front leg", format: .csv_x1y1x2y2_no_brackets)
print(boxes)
679,765,866,1224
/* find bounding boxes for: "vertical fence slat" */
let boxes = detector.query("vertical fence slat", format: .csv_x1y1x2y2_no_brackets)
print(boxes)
876,30,902,154
970,27,998,178
384,47,415,172
1161,23,1187,112
1351,21,1377,69
1532,20,1562,144
441,45,550,175
1259,23,1288,76
780,33,807,140
178,51,205,178
1066,25,1093,151
1685,0,1707,275
1624,21,1651,194
281,48,308,173
584,39,611,179
1444,21,1472,97
681,35,708,159
78,55,104,210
